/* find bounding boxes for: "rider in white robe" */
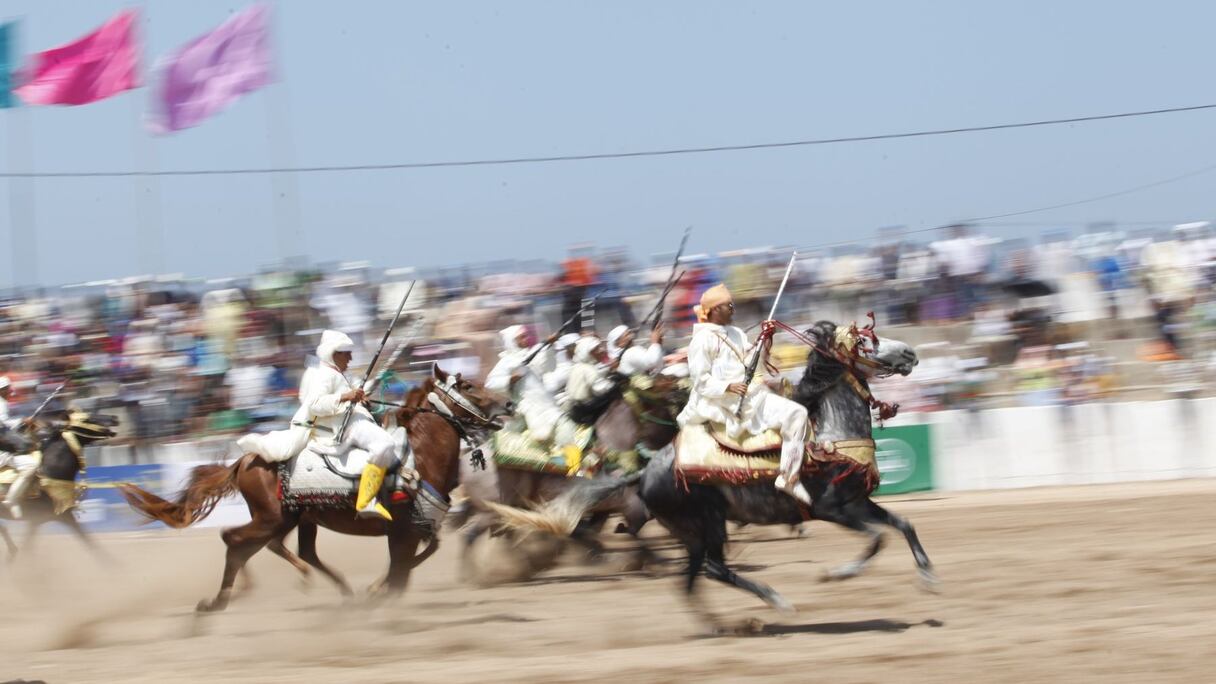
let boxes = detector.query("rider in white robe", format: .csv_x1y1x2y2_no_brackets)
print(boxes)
0,376,37,519
543,333,581,407
676,285,813,507
236,330,399,521
608,324,666,376
565,337,616,403
485,325,562,442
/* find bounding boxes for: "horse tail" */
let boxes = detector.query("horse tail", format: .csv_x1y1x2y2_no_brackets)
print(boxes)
484,471,643,537
118,459,243,529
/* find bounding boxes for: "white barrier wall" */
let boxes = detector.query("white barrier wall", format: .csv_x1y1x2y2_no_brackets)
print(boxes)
895,398,1216,491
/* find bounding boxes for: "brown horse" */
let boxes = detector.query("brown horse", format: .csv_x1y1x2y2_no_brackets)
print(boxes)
457,373,684,579
119,368,508,612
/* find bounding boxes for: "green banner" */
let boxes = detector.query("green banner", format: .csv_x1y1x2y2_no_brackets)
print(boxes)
874,424,934,495
0,22,13,108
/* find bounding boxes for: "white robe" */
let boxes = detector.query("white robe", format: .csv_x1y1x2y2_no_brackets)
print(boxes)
618,342,664,376
486,346,562,442
565,361,615,403
677,322,808,481
238,363,379,463
543,357,574,406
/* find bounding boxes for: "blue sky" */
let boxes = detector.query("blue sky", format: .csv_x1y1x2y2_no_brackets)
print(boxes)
2,1,1216,286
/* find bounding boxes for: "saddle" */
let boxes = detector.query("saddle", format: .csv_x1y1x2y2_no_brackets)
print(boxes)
674,421,879,490
278,429,416,508
489,420,596,477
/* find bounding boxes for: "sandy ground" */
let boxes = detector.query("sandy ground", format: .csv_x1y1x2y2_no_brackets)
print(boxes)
1,478,1214,683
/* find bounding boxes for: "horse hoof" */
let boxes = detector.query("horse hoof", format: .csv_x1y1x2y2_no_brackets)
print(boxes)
767,593,796,615
821,563,861,582
918,568,942,593
195,599,224,613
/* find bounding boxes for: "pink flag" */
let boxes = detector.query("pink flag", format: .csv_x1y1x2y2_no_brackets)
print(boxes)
151,5,273,133
15,10,139,106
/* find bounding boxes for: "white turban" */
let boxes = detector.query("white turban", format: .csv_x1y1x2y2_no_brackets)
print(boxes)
607,325,630,358
316,330,355,366
574,336,605,364
499,325,526,354
555,333,581,351
0,376,9,390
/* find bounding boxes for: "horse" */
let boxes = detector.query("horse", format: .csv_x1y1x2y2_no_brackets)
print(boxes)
0,411,120,562
118,368,510,612
456,373,684,579
492,319,936,627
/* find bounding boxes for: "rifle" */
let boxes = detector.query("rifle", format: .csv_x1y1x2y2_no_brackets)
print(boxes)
335,280,415,443
735,252,797,417
521,295,600,368
637,226,691,331
26,377,72,425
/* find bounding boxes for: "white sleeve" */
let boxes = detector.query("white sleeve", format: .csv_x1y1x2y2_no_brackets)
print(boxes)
687,335,728,399
304,371,347,417
627,343,664,373
485,358,516,394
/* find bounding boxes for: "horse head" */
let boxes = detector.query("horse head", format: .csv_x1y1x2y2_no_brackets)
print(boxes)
427,366,513,428
794,318,916,428
804,317,918,379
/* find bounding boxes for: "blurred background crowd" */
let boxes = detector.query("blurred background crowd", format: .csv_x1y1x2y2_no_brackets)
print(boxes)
2,221,1215,456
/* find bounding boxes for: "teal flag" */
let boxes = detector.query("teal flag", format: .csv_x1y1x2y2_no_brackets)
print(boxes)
0,22,14,108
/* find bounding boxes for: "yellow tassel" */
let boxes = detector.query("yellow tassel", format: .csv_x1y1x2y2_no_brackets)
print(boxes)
563,445,583,476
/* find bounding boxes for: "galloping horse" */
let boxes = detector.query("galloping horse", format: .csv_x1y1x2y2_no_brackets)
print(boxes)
493,319,936,627
119,368,509,612
0,411,120,562
457,373,684,578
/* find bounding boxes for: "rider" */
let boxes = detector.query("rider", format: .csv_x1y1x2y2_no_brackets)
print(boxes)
543,333,582,407
308,330,401,522
0,376,36,519
565,336,616,403
485,325,563,441
607,324,666,376
677,284,813,507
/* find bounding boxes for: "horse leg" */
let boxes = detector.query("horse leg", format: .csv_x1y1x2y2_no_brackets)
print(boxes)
570,513,608,562
58,512,117,567
458,513,494,582
863,499,938,589
378,527,423,597
197,518,291,613
411,535,440,569
296,519,353,597
0,524,16,562
265,521,311,585
811,497,885,582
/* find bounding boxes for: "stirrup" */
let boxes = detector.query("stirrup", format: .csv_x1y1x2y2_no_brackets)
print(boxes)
775,476,813,508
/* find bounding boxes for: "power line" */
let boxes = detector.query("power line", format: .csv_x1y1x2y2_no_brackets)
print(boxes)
797,160,1216,252
962,162,1216,221
2,102,1215,178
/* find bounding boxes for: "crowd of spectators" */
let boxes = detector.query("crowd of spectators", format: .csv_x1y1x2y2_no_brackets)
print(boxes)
2,222,1214,451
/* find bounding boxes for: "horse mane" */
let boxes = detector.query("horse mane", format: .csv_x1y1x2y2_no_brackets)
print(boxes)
792,321,847,420
567,374,628,426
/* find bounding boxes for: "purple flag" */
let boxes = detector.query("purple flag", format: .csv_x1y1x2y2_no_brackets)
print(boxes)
151,5,273,133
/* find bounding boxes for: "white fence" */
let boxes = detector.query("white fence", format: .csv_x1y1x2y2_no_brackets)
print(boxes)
894,398,1216,491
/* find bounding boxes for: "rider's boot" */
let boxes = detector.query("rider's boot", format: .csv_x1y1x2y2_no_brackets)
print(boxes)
774,474,813,508
355,463,393,521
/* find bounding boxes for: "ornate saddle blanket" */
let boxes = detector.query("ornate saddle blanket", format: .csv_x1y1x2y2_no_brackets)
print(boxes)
279,444,413,508
674,421,879,489
490,420,596,477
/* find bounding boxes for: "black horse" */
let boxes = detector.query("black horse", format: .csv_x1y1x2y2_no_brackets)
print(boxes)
492,320,936,626
0,411,119,562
